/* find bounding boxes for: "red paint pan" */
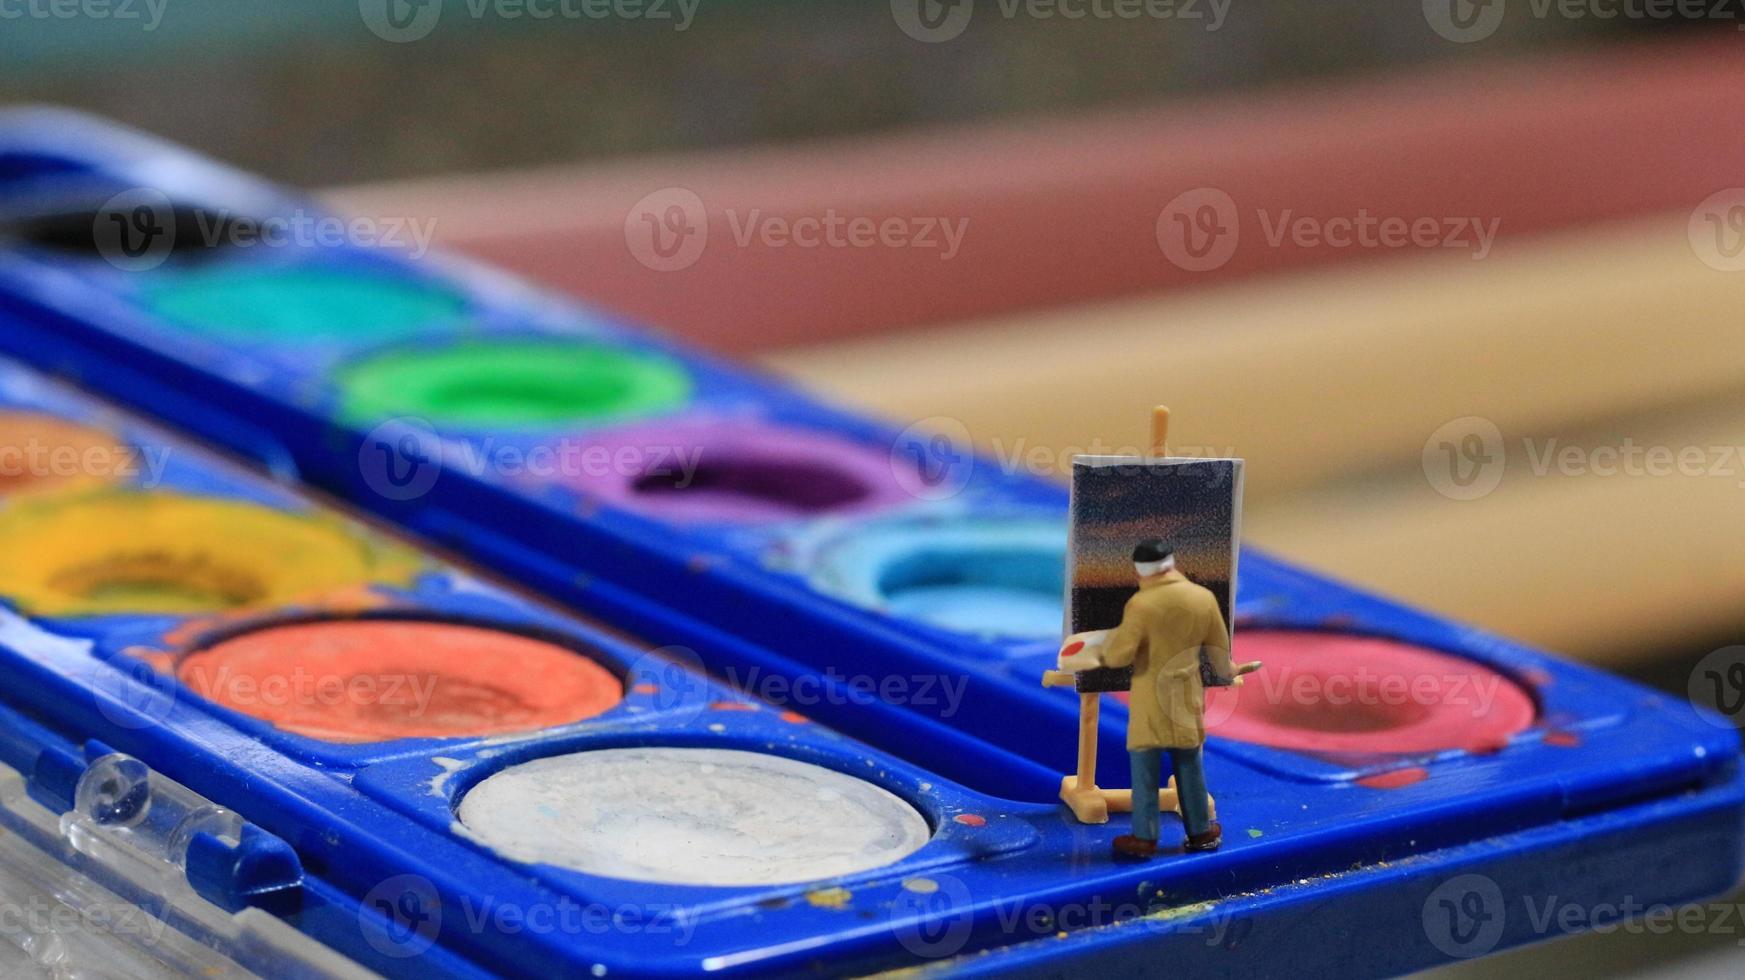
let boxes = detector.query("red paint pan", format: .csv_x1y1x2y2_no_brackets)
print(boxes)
1205,631,1536,756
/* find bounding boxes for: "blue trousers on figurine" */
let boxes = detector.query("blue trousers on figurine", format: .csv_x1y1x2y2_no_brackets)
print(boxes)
1130,747,1212,842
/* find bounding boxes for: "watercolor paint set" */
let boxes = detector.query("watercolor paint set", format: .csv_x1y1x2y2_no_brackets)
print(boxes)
0,353,1042,977
0,109,1738,976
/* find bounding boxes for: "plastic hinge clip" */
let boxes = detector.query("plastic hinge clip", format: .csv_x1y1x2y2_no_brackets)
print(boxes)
55,748,303,915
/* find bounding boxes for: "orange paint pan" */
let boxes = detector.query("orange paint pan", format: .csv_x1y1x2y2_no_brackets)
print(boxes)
177,618,624,743
0,411,130,498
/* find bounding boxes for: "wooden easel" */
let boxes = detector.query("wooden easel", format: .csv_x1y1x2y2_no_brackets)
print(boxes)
1042,406,1207,825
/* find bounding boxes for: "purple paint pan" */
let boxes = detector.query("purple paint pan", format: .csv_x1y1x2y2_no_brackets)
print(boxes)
554,418,916,524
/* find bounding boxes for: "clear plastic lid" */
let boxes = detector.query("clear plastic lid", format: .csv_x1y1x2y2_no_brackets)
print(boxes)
0,755,372,979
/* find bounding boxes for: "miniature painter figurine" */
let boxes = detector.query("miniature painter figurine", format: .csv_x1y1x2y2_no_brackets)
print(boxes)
1065,539,1236,858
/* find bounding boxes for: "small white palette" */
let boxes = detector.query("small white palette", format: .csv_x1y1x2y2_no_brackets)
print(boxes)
456,747,932,887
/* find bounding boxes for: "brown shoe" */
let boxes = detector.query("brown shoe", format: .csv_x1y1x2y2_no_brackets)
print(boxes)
1184,822,1222,853
1112,835,1158,859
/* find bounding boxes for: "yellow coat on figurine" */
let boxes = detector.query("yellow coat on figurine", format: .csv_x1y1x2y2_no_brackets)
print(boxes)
1098,569,1233,751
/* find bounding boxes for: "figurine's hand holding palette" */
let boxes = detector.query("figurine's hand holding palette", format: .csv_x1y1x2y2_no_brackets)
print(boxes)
1057,629,1109,673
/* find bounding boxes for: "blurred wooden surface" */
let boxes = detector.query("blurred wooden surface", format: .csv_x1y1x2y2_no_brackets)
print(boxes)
331,40,1745,665
328,37,1745,354
765,213,1745,664
331,203,1745,666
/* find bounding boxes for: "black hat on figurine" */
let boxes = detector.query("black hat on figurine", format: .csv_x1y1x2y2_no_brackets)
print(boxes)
1132,539,1174,563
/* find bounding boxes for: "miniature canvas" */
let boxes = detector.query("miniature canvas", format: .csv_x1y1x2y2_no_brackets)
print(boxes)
1065,456,1244,694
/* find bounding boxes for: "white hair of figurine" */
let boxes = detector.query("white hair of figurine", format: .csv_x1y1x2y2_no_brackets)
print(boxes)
1134,555,1176,578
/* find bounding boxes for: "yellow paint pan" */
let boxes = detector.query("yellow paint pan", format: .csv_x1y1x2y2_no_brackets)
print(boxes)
0,490,421,617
